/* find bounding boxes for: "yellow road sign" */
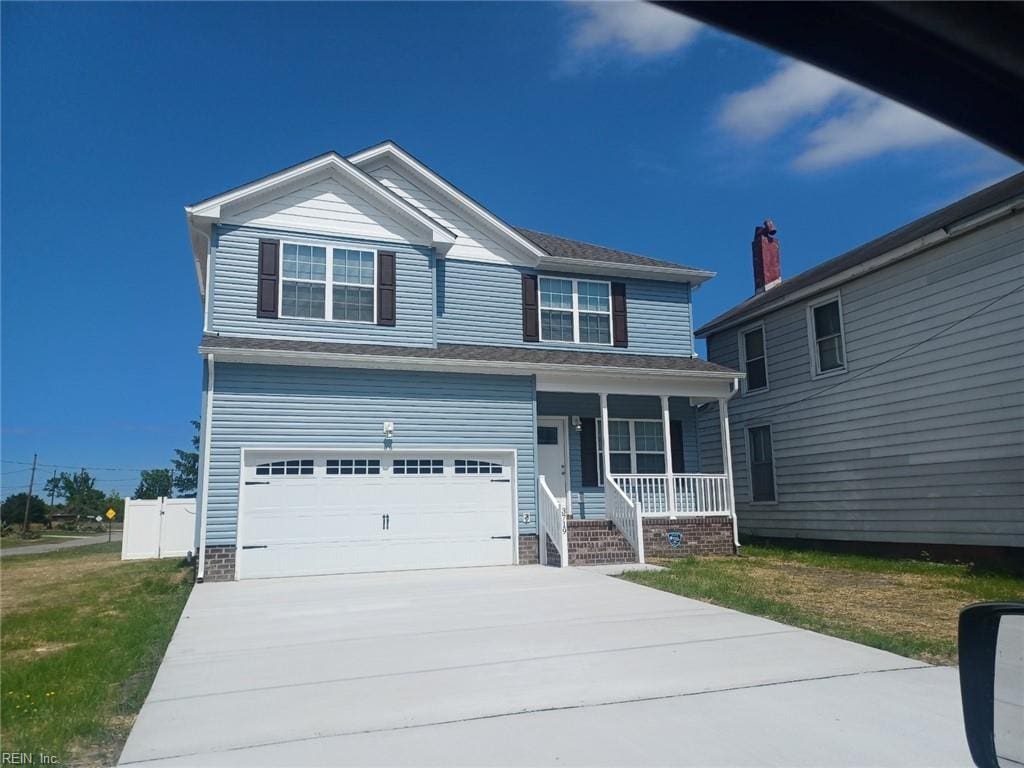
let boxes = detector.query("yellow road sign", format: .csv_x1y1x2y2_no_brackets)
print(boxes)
105,508,117,520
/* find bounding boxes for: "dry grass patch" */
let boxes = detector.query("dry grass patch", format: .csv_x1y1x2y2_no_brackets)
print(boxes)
626,545,1024,665
1,542,192,766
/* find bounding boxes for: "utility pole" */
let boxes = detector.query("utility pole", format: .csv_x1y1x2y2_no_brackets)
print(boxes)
48,469,58,506
168,467,175,499
22,454,38,533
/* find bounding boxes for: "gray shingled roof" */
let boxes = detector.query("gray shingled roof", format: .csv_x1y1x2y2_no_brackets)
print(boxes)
696,171,1024,338
515,227,708,274
200,334,738,375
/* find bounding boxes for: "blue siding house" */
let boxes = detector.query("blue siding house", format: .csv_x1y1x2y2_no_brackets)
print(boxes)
186,142,741,581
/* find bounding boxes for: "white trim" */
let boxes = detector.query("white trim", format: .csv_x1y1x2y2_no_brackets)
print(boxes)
744,423,778,505
539,255,715,285
234,446,520,580
185,153,456,246
738,320,769,395
538,276,613,346
537,417,572,519
348,141,548,266
277,239,379,324
806,291,848,380
196,354,215,581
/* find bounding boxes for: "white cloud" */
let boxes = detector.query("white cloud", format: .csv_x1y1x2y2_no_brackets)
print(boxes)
717,60,962,171
570,1,702,56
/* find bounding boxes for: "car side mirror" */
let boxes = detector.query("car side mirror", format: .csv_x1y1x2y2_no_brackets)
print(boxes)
959,602,1024,768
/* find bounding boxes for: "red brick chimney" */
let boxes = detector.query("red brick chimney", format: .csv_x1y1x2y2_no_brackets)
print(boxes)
752,219,780,293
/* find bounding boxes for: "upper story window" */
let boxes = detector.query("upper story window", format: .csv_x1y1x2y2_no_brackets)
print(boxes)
280,242,376,323
539,277,611,345
807,294,846,377
740,323,768,393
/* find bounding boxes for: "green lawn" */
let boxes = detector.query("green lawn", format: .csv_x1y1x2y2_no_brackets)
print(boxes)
1,542,192,766
622,545,1024,665
1,534,96,549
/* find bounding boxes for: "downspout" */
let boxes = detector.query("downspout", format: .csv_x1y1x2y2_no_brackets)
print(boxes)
720,377,742,550
196,353,215,581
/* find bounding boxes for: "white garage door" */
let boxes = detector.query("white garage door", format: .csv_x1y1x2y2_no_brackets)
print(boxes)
237,451,516,579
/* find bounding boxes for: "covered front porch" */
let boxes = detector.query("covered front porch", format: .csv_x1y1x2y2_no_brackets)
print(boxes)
533,369,741,567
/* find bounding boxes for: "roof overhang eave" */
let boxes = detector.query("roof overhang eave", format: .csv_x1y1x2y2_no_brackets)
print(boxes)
538,256,716,285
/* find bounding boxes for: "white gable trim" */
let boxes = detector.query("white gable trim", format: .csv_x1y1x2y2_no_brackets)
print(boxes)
186,152,456,250
349,142,545,267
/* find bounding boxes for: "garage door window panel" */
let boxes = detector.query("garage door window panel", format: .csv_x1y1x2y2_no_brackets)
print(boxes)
255,459,314,477
326,458,381,476
454,459,503,475
393,459,443,475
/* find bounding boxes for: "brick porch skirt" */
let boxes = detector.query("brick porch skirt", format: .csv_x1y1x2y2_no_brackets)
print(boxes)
642,516,735,558
202,546,236,582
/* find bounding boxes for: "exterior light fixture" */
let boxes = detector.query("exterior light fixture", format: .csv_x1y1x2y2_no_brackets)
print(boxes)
383,421,395,439
571,416,582,432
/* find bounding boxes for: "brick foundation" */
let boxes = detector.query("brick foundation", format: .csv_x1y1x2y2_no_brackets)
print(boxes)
642,516,735,558
518,534,539,564
565,520,637,565
544,534,562,567
202,545,236,581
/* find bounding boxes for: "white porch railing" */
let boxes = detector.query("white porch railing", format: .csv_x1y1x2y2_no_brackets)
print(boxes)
605,476,644,563
612,474,731,516
538,476,568,568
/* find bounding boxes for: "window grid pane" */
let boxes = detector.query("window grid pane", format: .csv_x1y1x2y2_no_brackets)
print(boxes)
332,285,374,322
282,244,327,281
393,459,444,475
608,421,631,452
813,302,842,339
454,459,502,475
744,328,765,360
579,313,610,344
326,458,381,476
539,278,574,309
577,281,610,312
633,422,664,452
541,310,574,341
332,249,375,286
282,281,326,319
817,335,844,371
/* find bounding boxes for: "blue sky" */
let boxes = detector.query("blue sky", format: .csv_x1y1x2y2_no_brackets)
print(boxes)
1,1,1018,499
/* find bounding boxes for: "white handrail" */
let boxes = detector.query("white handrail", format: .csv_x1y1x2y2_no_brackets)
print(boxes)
605,476,644,564
612,473,731,516
538,476,568,568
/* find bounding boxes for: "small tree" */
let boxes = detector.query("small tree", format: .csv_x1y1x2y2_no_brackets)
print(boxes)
52,470,106,522
171,420,200,497
1,493,49,527
134,469,173,499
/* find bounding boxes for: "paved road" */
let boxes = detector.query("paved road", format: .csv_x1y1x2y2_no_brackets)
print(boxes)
0,531,122,558
119,565,971,767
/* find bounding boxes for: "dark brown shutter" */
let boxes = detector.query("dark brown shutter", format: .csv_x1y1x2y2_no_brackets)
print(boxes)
670,420,685,473
580,418,599,486
611,282,628,347
257,239,280,318
377,251,396,326
522,273,539,342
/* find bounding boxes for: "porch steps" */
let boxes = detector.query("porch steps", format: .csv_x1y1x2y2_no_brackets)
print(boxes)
545,519,638,567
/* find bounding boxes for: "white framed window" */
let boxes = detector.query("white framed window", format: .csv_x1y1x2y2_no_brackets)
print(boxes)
538,277,612,345
280,241,376,323
745,425,777,503
806,293,846,378
739,322,769,394
596,419,666,483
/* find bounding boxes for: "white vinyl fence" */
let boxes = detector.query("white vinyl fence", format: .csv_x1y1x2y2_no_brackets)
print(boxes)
121,497,196,560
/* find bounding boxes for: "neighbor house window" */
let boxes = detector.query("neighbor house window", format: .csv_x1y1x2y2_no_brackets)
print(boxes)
596,419,665,482
808,295,846,376
747,425,776,502
280,242,376,323
741,324,769,392
538,277,611,345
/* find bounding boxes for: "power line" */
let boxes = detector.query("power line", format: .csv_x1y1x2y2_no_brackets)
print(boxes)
1,459,160,472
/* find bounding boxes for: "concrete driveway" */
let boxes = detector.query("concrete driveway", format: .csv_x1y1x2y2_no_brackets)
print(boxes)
119,565,971,767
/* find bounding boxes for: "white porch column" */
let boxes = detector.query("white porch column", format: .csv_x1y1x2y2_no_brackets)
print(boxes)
599,393,612,481
660,395,676,515
718,397,740,548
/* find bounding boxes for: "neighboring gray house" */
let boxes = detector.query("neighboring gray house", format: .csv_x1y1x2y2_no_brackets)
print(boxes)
185,141,743,582
696,173,1024,556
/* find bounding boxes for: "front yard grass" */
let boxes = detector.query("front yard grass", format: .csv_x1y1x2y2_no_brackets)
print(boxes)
622,545,1024,665
1,542,192,766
